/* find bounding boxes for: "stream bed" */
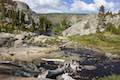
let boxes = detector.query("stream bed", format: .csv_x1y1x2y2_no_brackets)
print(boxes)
0,47,120,80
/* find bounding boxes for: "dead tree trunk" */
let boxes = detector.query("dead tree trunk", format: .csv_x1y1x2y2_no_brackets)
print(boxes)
46,62,70,79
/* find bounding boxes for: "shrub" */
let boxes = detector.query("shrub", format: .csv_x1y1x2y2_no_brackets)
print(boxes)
106,23,120,34
53,18,71,35
38,16,53,35
45,37,61,45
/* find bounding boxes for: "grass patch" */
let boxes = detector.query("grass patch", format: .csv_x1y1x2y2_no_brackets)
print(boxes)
68,32,120,55
98,75,120,80
45,36,62,45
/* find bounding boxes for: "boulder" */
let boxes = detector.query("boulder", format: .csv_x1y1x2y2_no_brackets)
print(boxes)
61,73,75,80
0,33,14,38
15,34,25,40
0,33,15,47
105,53,120,59
14,40,23,47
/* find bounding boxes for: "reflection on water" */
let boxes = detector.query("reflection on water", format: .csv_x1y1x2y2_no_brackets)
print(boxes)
61,48,120,80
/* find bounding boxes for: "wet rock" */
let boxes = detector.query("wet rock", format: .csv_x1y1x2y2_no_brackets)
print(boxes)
105,53,120,59
61,73,75,80
81,65,97,70
69,61,80,72
0,61,39,77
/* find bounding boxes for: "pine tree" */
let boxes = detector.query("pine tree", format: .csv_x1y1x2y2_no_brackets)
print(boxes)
98,5,106,29
99,5,105,14
16,10,20,25
21,11,25,24
60,18,70,29
118,10,120,16
31,18,36,32
0,0,5,20
12,9,17,26
38,16,52,34
45,19,52,32
39,16,46,33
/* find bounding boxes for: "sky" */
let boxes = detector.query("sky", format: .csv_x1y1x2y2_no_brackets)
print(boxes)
14,0,120,14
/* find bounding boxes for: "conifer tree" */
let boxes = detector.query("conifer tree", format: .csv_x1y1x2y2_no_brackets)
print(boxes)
98,5,106,29
31,18,36,32
118,10,120,15
16,10,20,25
12,9,17,26
39,16,46,33
21,11,25,24
0,0,5,20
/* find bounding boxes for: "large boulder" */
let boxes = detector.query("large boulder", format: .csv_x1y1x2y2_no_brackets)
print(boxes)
62,15,98,36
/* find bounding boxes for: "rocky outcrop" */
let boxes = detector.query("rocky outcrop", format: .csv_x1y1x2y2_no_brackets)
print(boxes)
0,32,61,47
15,1,31,12
62,15,98,36
63,14,120,36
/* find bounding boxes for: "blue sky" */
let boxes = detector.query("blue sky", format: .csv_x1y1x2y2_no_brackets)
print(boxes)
14,0,120,13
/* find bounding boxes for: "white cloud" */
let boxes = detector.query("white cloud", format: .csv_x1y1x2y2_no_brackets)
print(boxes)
14,0,66,13
35,8,63,13
70,0,118,13
36,0,61,8
13,0,120,13
71,0,96,13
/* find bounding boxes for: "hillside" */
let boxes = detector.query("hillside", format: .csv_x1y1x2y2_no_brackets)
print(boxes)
39,13,88,25
0,0,40,33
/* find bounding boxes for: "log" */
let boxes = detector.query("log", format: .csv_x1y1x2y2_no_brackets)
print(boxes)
46,62,70,79
41,58,65,62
